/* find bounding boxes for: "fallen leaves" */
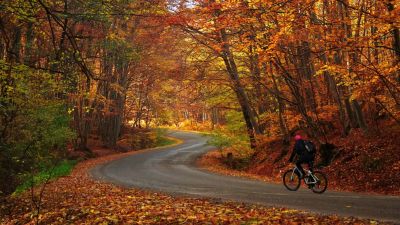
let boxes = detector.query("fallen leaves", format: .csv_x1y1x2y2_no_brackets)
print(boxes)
201,128,400,196
0,148,390,224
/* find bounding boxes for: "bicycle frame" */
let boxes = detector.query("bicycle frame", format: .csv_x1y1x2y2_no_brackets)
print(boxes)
292,166,319,185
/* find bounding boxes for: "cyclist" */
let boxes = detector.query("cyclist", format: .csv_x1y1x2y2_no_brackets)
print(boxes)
288,134,314,179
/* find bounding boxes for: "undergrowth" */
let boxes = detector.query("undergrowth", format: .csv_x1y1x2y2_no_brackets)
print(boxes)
14,160,77,195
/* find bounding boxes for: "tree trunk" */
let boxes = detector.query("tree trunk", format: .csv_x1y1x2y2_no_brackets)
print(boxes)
387,1,400,81
219,29,260,148
322,52,348,136
248,47,267,116
73,83,93,152
272,58,321,140
24,23,34,64
345,98,358,128
270,63,289,144
352,99,368,133
10,27,21,62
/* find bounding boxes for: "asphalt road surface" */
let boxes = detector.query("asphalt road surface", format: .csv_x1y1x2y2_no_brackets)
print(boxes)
91,130,400,224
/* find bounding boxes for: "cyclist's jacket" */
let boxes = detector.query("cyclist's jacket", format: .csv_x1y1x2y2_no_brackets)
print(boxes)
289,139,309,162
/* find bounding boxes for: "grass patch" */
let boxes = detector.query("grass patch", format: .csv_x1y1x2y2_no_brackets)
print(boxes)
156,137,176,147
14,160,77,195
155,128,178,147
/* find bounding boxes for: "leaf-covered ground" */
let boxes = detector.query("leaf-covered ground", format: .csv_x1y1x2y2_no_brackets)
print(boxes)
1,148,389,225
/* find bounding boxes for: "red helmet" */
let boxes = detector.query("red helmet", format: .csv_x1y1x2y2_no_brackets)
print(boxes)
294,135,302,141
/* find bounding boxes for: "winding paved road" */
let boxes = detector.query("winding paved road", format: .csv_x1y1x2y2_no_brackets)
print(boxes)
91,131,400,224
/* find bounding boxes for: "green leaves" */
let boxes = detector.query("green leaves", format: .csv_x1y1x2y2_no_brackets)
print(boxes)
0,60,74,196
14,160,77,194
101,37,141,66
2,0,39,23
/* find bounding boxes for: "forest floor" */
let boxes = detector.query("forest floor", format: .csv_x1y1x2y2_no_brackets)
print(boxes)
198,126,400,196
0,137,390,224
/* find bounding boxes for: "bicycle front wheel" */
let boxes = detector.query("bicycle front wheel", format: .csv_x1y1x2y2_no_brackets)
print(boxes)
283,169,300,191
311,171,328,194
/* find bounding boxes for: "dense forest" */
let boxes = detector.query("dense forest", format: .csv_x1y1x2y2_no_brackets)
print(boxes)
1,0,399,199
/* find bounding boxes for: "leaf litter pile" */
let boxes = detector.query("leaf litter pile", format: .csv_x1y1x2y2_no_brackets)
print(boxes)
1,150,386,224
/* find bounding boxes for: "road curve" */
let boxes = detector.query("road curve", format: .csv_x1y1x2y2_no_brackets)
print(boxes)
91,131,400,224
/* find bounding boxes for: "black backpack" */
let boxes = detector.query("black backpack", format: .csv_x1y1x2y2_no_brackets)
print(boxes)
303,140,316,155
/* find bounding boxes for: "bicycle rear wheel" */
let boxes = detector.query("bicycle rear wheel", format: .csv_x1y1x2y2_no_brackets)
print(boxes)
283,169,300,191
310,171,328,194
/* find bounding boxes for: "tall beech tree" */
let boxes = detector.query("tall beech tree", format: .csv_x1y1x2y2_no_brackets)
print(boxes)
171,1,263,148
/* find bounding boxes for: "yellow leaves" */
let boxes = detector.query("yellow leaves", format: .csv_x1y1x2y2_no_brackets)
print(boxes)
317,64,353,86
107,33,124,42
67,107,74,115
315,65,330,77
126,195,136,199
106,215,119,224
89,209,100,214
281,209,299,214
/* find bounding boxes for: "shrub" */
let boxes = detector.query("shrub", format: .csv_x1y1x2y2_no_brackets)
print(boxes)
14,160,77,194
127,129,158,150
362,156,384,172
319,143,337,167
0,62,74,197
155,128,175,146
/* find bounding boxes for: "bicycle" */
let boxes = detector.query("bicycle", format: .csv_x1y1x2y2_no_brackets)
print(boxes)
283,165,328,194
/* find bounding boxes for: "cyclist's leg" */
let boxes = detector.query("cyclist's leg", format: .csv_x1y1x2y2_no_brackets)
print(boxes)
295,156,307,178
308,157,314,172
305,155,316,188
